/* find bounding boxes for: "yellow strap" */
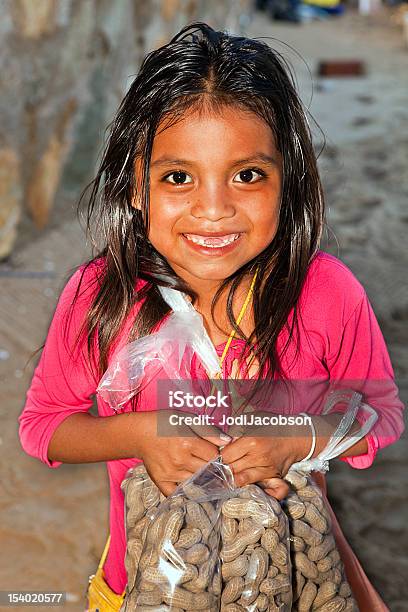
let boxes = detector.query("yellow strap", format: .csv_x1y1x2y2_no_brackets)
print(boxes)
216,267,258,374
98,534,111,570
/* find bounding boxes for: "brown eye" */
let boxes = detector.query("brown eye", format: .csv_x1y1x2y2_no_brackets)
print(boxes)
164,171,192,185
234,168,266,183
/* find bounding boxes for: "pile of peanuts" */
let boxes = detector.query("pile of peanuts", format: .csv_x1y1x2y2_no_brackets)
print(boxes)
121,468,222,611
120,465,358,612
283,470,358,612
220,484,291,611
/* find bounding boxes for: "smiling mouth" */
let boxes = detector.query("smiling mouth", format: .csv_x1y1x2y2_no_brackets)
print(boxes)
183,233,241,248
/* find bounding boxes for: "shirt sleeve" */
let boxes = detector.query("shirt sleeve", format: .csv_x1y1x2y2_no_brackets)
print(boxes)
18,265,100,468
326,292,405,468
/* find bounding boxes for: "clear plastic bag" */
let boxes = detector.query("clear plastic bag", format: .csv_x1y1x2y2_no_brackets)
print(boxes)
121,458,235,611
283,390,378,612
121,461,292,612
97,286,222,412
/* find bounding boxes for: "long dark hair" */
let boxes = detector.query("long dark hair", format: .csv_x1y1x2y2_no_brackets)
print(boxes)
75,21,325,392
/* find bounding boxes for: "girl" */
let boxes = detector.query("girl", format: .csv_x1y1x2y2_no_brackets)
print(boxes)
19,22,404,611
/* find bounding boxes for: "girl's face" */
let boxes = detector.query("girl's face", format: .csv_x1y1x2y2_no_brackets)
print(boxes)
135,104,282,293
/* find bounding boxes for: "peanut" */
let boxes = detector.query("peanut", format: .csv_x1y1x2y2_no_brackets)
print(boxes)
127,503,146,525
271,542,288,566
314,595,346,611
221,516,238,542
125,539,144,590
183,482,206,501
314,567,342,587
160,584,213,609
222,497,278,528
294,552,319,580
129,515,150,541
142,482,161,509
329,550,341,566
317,556,333,573
308,535,336,562
259,573,291,597
137,579,156,592
222,555,249,580
176,526,202,548
338,582,351,598
298,580,318,611
180,542,209,565
184,556,215,593
287,496,306,520
290,535,306,552
135,590,163,606
221,604,245,612
261,528,279,553
304,502,328,534
285,470,308,490
267,565,279,578
139,546,159,570
221,525,265,562
294,570,306,602
292,519,324,547
145,511,167,545
143,562,198,586
312,581,338,609
298,485,319,499
161,507,185,544
221,576,245,604
275,512,289,539
212,570,222,595
186,501,212,537
254,593,269,611
246,547,269,584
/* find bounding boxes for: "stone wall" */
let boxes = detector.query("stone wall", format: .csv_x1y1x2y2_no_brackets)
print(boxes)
0,0,251,259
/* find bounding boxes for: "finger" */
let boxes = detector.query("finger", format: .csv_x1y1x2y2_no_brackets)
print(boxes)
264,484,289,501
188,422,231,447
157,481,177,497
220,437,253,464
190,438,221,462
259,478,290,501
202,435,231,447
183,456,213,474
234,466,276,488
228,455,270,475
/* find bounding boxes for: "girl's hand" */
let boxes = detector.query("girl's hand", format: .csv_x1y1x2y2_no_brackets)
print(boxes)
137,410,225,496
220,416,311,500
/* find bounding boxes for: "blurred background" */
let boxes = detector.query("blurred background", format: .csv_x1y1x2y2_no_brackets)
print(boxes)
0,0,407,610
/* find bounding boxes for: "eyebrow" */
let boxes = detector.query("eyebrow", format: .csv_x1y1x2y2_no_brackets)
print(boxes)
150,153,279,169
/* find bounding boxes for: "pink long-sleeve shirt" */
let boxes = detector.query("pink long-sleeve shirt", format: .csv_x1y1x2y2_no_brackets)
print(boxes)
19,251,405,594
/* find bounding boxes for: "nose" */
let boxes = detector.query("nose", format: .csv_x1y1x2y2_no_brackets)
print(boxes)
190,182,236,221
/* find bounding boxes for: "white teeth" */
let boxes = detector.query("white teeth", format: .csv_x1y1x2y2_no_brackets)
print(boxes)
184,233,240,247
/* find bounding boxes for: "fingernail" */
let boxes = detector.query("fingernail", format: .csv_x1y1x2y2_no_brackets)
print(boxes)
220,433,231,442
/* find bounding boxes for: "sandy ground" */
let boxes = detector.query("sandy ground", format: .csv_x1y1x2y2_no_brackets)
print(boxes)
1,8,407,612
